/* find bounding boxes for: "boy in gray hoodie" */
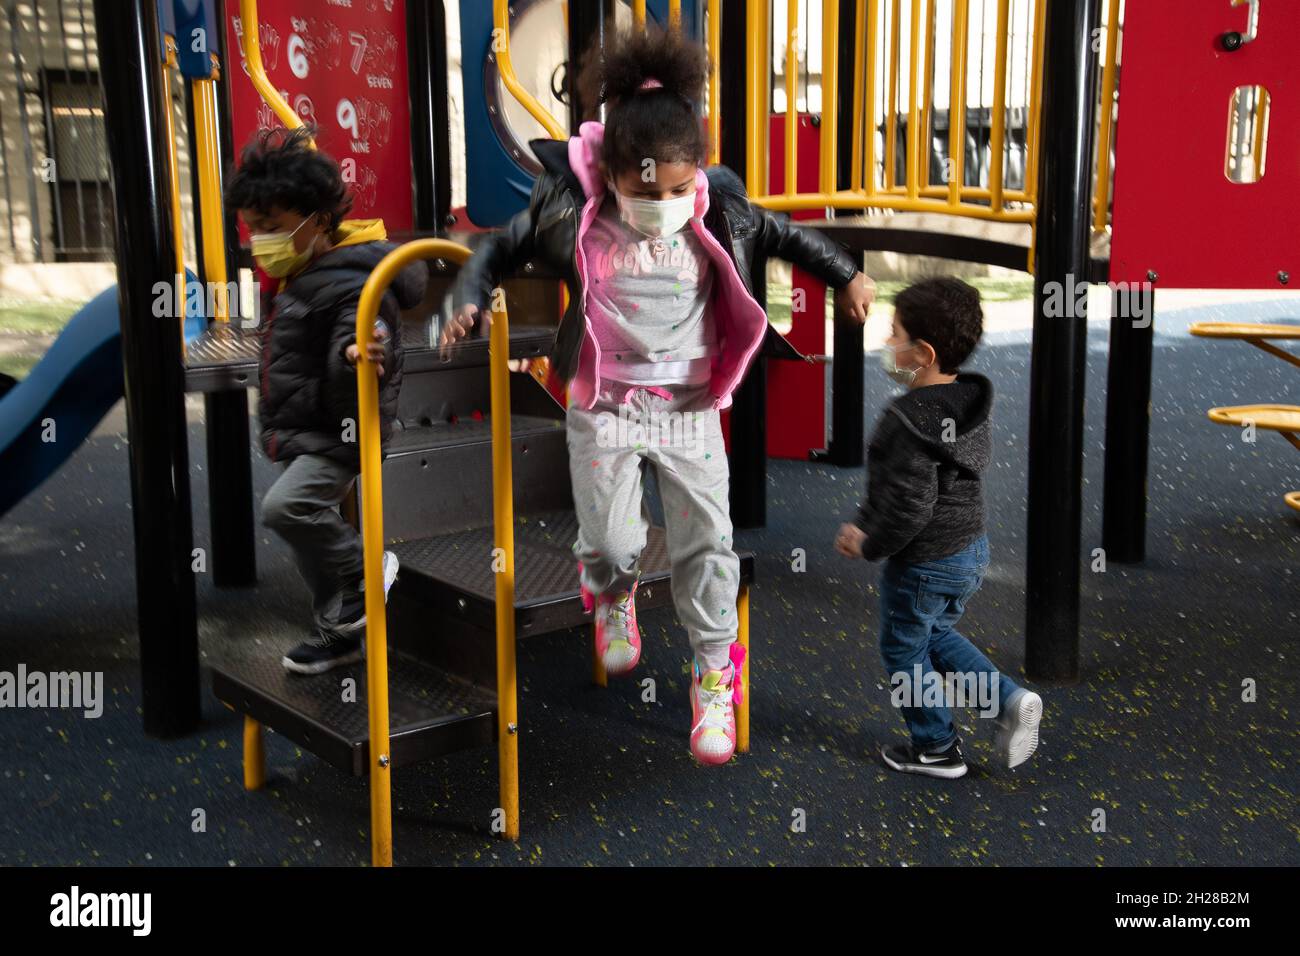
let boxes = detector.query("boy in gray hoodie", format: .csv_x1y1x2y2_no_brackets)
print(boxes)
835,278,1042,779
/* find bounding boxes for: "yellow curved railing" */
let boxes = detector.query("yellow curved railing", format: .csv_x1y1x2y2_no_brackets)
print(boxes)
354,240,520,864
238,0,312,143
493,0,566,139
724,0,1122,269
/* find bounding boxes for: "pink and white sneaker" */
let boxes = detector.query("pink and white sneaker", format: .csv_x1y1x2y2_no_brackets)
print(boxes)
689,644,746,766
593,580,642,677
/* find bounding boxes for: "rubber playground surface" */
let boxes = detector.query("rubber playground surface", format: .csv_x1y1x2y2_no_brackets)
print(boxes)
1,294,1296,867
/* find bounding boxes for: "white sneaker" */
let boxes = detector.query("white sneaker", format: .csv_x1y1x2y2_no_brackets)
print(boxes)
339,552,400,633
995,688,1043,769
358,551,400,597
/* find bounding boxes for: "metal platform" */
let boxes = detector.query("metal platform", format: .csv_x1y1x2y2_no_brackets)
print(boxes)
386,414,564,456
390,509,757,637
210,647,496,777
183,324,558,393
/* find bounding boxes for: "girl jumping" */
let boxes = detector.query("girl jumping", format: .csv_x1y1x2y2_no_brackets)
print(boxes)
445,28,873,765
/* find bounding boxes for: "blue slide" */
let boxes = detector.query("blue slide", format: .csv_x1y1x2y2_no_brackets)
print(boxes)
0,285,125,518
0,276,209,518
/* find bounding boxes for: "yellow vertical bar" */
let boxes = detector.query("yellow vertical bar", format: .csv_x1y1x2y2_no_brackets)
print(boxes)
634,0,647,29
906,0,922,200
989,0,1011,212
785,0,799,196
1092,0,1121,231
1025,0,1047,202
850,0,866,192
864,0,878,195
708,0,721,165
160,44,184,280
947,0,969,207
160,42,187,357
191,79,229,324
819,0,839,195
736,585,750,753
243,717,265,791
670,0,682,31
885,0,900,189
760,1,771,191
919,0,936,189
746,1,765,195
489,277,520,844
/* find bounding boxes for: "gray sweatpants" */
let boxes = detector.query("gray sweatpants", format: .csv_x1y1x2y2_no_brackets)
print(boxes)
261,453,363,636
566,380,740,671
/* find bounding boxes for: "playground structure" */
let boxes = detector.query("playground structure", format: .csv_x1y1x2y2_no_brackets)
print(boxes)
1,0,1293,865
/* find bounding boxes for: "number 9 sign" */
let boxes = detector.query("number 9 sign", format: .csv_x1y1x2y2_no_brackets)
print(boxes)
337,98,359,140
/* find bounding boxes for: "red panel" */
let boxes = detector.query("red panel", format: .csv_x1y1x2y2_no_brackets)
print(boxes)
224,1,413,241
1109,0,1298,289
765,113,827,459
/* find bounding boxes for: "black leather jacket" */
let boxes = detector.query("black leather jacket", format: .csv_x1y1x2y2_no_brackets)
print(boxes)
452,137,860,385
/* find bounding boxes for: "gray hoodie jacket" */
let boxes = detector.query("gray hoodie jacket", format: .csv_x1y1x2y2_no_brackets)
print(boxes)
854,373,993,563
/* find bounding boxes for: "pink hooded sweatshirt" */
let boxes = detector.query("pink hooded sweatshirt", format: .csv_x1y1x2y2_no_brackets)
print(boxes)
566,122,772,412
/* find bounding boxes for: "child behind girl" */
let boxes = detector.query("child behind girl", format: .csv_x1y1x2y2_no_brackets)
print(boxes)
445,28,874,765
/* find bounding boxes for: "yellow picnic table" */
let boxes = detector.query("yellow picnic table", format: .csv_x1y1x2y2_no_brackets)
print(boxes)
1189,322,1300,513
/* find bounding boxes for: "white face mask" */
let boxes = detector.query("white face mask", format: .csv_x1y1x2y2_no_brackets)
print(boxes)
611,185,696,239
880,341,922,386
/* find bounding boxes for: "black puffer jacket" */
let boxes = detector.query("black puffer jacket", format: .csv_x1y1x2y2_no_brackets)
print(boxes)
258,236,425,467
854,373,993,563
451,135,860,387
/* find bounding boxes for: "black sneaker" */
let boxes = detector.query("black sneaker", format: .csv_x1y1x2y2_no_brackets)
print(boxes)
880,738,968,779
282,630,363,675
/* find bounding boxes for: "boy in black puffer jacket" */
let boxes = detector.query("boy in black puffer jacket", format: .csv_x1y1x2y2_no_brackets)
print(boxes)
834,278,1043,779
225,127,426,674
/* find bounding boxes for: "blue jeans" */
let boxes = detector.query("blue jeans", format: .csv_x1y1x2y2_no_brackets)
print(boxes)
877,535,1019,750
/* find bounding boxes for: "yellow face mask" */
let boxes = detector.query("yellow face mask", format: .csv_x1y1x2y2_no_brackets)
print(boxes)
250,217,317,278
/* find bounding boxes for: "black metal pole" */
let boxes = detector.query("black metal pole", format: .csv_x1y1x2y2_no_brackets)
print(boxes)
1102,284,1154,563
566,0,605,129
716,0,766,528
828,0,864,467
205,0,257,588
95,0,201,735
408,0,452,232
1024,0,1099,682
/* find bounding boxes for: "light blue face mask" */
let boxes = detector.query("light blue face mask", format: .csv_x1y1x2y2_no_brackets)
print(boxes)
879,341,922,386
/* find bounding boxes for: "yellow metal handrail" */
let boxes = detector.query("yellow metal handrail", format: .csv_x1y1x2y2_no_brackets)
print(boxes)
237,0,310,140
354,240,521,864
160,37,188,355
715,0,1129,271
493,0,566,140
1093,0,1121,232
192,72,231,323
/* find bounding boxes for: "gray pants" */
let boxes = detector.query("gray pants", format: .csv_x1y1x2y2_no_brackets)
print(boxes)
566,380,740,671
262,453,363,636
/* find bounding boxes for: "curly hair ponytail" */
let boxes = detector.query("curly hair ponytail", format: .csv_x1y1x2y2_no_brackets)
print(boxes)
576,27,710,177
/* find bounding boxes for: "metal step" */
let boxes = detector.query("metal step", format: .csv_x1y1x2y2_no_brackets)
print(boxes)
183,324,557,393
386,414,564,457
388,509,757,638
210,646,496,776
381,416,572,539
